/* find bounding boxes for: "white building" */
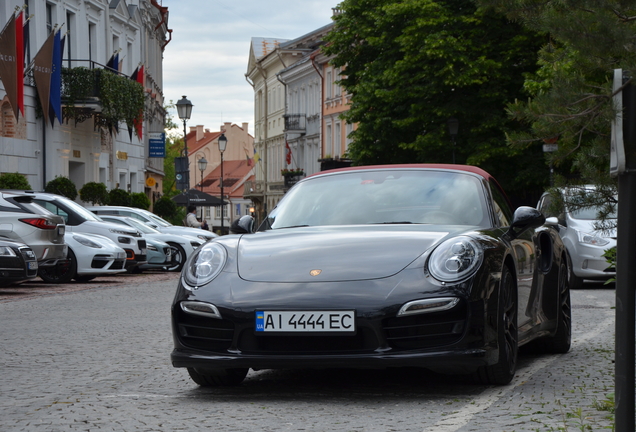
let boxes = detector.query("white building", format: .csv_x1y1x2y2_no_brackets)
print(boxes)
0,0,170,202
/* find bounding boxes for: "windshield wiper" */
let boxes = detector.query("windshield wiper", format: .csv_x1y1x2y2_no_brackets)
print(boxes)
276,225,310,229
375,221,414,224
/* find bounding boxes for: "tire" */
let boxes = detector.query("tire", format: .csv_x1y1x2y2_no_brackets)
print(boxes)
39,249,77,284
164,243,186,272
187,367,248,386
473,265,518,385
566,252,584,290
74,275,96,282
538,259,572,354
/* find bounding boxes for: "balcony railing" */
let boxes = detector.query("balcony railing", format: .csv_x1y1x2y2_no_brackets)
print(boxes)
284,114,306,133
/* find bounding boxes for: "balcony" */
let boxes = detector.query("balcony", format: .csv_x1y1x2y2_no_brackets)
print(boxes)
284,114,306,134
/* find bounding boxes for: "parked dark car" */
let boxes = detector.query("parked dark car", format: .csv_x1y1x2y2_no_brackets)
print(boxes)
0,238,38,287
171,164,571,387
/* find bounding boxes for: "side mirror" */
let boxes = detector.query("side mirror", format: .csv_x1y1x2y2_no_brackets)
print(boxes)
230,215,255,234
506,206,546,238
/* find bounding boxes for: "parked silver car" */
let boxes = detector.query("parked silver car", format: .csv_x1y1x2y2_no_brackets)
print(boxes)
537,188,616,288
86,205,216,242
98,215,202,272
0,191,67,271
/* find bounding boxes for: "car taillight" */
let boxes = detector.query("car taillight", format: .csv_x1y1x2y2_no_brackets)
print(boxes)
19,218,57,230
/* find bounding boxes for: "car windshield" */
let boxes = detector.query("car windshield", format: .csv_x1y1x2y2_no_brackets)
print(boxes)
265,169,489,229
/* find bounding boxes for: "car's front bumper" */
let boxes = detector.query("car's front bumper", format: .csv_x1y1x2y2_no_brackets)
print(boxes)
170,267,501,375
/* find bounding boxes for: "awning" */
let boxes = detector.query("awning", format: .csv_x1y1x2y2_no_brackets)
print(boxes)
172,189,226,206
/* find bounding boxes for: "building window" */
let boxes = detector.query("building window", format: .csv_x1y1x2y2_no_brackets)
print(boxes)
335,122,341,156
46,3,54,35
65,11,75,68
326,70,332,99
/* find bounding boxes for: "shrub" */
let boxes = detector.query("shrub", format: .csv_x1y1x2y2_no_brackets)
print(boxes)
108,188,131,206
153,196,184,225
45,176,77,200
130,192,150,210
79,182,109,205
0,172,31,190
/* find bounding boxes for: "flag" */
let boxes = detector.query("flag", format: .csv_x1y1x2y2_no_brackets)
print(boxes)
15,11,24,117
32,30,55,125
106,51,119,73
285,141,292,165
253,148,261,164
0,14,19,120
49,30,62,126
244,148,253,166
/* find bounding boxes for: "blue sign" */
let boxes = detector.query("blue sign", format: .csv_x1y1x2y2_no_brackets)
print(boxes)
149,132,166,158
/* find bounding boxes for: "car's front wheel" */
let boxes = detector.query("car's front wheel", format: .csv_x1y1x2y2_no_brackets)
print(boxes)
473,264,518,385
187,367,248,386
538,259,572,354
164,243,186,272
39,249,77,284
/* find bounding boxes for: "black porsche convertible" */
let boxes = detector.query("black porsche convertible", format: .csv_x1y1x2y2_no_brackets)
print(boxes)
171,164,571,386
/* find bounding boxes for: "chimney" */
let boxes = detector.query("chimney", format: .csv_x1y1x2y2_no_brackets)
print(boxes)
242,122,249,131
195,125,205,141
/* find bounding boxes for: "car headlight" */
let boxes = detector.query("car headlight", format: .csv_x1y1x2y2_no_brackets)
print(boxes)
0,246,17,257
73,235,102,249
183,242,227,288
427,236,483,282
197,234,209,241
147,244,158,251
577,230,610,247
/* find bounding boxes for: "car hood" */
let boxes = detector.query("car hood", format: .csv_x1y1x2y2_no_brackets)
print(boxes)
567,217,617,238
236,226,453,283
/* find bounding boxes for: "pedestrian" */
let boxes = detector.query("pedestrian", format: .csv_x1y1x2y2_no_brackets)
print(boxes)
186,205,205,228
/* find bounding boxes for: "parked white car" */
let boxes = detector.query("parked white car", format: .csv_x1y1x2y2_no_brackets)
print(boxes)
98,215,203,272
17,193,148,271
537,188,616,288
39,232,128,283
86,206,216,242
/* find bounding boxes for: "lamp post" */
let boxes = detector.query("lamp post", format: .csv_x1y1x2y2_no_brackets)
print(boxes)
197,156,207,191
218,133,227,235
176,96,193,190
447,117,459,164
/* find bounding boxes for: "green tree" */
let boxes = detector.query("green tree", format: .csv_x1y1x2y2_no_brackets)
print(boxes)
130,192,151,210
323,0,547,204
108,188,131,206
79,182,109,205
45,176,78,200
153,196,184,225
476,1,636,196
0,172,31,190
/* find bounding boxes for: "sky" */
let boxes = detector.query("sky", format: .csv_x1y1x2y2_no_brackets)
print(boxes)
160,0,339,137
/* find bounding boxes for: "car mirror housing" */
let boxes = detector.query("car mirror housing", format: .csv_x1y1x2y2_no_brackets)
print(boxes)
230,215,255,235
507,206,546,238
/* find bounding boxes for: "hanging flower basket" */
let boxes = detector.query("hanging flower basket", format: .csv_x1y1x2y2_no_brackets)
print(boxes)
281,168,305,176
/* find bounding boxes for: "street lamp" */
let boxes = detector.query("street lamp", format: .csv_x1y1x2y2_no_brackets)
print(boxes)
197,156,207,191
447,117,459,164
218,133,227,235
176,95,193,189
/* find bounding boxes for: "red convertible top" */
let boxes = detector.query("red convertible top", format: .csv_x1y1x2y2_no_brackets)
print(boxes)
310,164,494,181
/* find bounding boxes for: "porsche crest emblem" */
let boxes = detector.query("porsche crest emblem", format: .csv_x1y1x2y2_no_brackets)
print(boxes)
309,269,322,277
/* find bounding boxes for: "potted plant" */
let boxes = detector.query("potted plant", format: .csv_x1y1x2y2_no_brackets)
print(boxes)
281,168,305,189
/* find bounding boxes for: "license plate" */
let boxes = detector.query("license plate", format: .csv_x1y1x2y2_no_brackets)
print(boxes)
58,226,65,235
28,261,38,270
255,310,355,333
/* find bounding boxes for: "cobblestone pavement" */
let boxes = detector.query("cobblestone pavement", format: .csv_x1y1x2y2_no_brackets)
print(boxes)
0,274,617,431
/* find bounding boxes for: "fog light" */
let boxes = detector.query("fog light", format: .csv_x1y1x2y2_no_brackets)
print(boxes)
582,259,588,269
398,297,459,316
180,301,221,319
